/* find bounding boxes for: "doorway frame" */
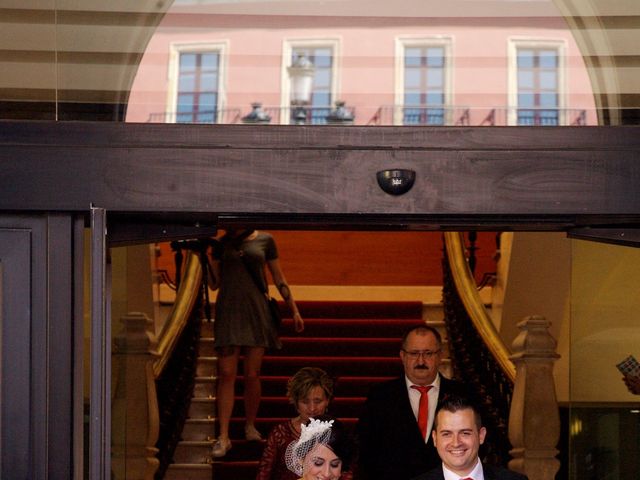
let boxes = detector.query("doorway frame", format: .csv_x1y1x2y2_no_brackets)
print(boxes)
1,120,639,478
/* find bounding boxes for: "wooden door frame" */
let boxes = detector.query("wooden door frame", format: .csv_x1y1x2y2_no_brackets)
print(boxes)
1,119,639,478
1,120,639,246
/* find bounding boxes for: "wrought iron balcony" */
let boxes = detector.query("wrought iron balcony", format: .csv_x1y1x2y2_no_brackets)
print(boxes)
148,104,586,126
148,104,356,125
488,107,587,126
369,105,472,126
146,108,242,124
368,105,588,126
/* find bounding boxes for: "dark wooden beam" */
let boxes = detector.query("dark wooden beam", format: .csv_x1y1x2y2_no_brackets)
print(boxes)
1,121,639,232
568,228,640,248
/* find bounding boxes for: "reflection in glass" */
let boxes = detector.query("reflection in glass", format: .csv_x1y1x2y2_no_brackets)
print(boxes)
176,52,220,123
122,1,601,127
516,47,559,125
4,0,640,123
291,47,333,124
403,45,446,125
571,239,640,479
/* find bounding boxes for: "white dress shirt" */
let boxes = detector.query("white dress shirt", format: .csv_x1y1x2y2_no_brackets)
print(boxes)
442,458,484,480
405,373,441,443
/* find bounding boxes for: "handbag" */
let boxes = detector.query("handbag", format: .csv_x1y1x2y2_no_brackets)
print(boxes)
267,296,283,329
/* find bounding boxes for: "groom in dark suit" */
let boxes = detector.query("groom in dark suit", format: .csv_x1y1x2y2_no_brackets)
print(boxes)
355,326,469,480
411,395,528,480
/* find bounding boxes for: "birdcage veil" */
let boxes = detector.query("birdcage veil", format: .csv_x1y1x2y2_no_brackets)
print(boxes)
285,418,334,476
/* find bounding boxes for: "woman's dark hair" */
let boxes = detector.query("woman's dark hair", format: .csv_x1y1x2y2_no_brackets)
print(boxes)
305,414,352,470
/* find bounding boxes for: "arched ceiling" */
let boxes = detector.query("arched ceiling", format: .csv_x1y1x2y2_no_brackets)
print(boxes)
1,0,638,123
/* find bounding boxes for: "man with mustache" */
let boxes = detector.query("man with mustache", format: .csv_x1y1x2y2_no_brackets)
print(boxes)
356,326,469,480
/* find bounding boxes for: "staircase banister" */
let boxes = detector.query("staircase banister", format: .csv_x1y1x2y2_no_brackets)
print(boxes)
152,250,203,378
444,232,516,382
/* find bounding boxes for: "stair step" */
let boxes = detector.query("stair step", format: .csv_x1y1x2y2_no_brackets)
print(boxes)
422,304,445,322
200,320,214,337
199,335,429,356
260,356,449,379
277,336,400,356
236,375,396,397
188,397,216,418
228,417,358,439
213,439,265,461
169,300,445,480
277,336,448,357
165,463,212,480
279,300,424,319
193,376,215,398
195,357,216,377
182,418,216,441
233,396,366,418
278,318,424,337
172,440,213,464
186,395,367,422
261,355,403,377
200,320,428,339
198,337,215,356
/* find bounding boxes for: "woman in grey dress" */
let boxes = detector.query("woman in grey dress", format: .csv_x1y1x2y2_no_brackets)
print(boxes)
207,228,304,457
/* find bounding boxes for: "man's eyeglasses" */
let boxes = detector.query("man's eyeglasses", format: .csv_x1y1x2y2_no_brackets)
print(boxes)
402,349,441,360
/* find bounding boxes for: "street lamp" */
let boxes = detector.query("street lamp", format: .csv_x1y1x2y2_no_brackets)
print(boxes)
287,54,315,124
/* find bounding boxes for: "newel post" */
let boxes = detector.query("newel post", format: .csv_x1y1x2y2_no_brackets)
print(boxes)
112,312,160,480
508,315,561,480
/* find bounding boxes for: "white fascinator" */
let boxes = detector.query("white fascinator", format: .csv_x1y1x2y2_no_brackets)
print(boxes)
285,417,334,476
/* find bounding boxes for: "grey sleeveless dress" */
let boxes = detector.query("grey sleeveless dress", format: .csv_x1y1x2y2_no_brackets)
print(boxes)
212,232,282,349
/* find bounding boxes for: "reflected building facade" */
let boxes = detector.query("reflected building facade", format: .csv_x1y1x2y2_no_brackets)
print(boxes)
126,2,598,126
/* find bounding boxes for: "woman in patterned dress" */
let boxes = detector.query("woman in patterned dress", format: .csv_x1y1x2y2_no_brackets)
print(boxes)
257,367,334,480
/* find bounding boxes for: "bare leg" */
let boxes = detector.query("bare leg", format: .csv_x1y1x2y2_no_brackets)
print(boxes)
216,346,240,441
243,346,265,431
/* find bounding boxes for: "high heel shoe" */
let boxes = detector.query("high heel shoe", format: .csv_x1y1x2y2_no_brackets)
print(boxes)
211,437,232,458
244,424,262,441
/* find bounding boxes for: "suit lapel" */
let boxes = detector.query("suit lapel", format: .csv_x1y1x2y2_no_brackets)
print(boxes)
482,463,497,479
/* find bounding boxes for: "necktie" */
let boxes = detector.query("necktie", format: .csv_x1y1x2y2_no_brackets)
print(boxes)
410,385,432,439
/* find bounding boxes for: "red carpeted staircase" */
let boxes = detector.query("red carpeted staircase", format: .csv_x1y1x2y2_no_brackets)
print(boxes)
218,300,435,480
166,300,440,480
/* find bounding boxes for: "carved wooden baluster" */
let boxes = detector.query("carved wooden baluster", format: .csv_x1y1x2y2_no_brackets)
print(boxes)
508,315,561,480
112,312,160,480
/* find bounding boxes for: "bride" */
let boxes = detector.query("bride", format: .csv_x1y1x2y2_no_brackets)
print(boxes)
285,416,352,480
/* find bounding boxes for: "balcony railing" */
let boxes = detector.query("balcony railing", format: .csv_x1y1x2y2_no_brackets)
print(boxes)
147,108,242,124
491,107,587,126
370,105,587,126
147,105,356,125
148,105,587,126
369,105,471,126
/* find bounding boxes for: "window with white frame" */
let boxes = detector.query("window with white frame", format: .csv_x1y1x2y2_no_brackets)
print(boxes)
516,47,560,125
175,51,220,123
403,45,447,125
167,43,227,124
289,45,335,125
508,39,565,126
395,37,454,126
